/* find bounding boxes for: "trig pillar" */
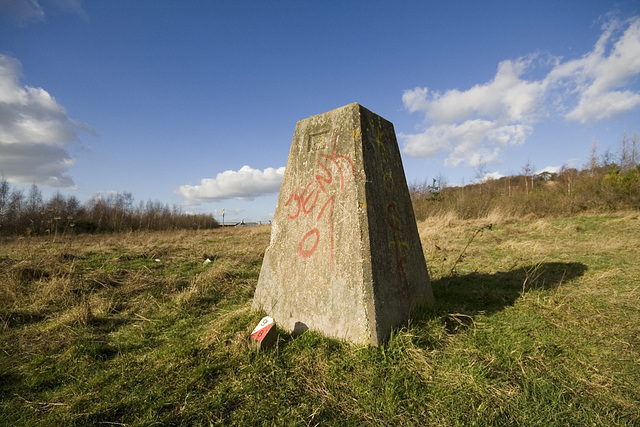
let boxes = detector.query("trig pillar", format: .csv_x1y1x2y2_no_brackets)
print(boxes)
253,103,433,346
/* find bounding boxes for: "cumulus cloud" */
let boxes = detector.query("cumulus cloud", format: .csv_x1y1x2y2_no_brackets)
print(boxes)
177,165,286,203
478,171,505,183
406,57,546,126
0,54,94,187
401,119,532,167
400,57,545,167
537,166,561,175
401,15,640,166
549,17,640,122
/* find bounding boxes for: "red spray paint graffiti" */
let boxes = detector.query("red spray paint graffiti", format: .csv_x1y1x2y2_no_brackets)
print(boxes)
285,132,356,268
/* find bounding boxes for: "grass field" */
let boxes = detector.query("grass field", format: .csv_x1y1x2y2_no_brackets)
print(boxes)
1,212,639,425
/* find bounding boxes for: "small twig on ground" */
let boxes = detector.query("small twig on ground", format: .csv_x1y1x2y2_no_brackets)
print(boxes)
449,224,492,275
134,313,156,323
14,394,67,408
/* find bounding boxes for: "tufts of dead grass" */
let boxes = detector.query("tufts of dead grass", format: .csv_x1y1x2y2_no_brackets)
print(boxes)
0,227,269,327
199,301,253,348
482,207,518,225
418,208,516,242
57,298,93,326
2,215,640,425
418,211,464,255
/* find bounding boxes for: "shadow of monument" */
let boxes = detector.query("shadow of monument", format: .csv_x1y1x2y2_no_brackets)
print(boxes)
414,261,588,333
272,262,587,347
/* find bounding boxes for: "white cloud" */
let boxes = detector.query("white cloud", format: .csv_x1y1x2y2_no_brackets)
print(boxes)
0,0,44,24
478,171,505,183
402,15,640,166
50,0,88,20
409,56,546,126
565,90,640,122
536,166,561,175
400,56,544,167
400,119,532,167
0,54,94,187
177,165,285,203
552,17,640,122
0,0,87,24
401,87,429,113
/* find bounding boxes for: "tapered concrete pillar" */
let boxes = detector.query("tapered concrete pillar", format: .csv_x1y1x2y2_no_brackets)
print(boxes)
253,103,432,345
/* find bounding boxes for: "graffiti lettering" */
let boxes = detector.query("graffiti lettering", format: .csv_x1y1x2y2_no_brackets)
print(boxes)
285,192,301,220
286,132,356,268
298,228,320,258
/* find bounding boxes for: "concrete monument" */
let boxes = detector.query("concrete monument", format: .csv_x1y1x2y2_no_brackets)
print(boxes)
253,103,433,345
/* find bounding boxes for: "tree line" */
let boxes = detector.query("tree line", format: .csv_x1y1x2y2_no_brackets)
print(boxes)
410,132,640,220
0,181,218,236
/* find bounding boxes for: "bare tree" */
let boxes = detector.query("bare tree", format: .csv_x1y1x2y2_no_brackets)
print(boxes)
474,161,488,183
0,177,9,228
25,184,44,234
619,132,638,171
6,188,24,234
436,172,448,191
631,131,639,168
522,160,534,194
601,147,614,167
45,191,66,235
587,142,600,175
474,161,488,195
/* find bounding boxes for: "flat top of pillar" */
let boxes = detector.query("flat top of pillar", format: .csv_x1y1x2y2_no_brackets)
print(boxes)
297,102,382,123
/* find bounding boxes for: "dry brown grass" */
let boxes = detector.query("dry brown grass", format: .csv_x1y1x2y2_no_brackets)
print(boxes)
0,226,270,333
1,215,639,425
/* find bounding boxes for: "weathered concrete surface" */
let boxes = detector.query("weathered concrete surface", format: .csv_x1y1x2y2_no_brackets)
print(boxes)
253,103,433,346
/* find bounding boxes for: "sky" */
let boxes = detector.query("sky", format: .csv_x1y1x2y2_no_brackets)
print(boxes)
1,0,640,223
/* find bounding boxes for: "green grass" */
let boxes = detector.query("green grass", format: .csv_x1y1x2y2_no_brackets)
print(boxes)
1,214,639,425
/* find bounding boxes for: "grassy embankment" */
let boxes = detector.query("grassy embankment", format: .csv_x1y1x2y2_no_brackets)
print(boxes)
1,212,639,425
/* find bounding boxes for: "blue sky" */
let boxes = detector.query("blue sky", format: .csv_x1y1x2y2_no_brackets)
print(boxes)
1,1,640,223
